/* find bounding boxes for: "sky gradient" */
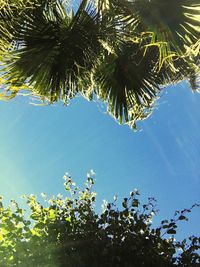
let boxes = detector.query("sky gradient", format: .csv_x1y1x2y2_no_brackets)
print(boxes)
0,81,199,240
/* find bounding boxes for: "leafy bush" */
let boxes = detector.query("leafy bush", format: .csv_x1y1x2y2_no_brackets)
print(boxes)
0,173,199,267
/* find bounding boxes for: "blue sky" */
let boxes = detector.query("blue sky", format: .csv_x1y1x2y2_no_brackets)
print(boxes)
0,81,199,240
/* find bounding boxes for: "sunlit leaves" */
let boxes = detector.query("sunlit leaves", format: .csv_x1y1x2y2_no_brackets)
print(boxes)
1,0,102,104
106,0,200,55
0,174,199,266
0,0,200,128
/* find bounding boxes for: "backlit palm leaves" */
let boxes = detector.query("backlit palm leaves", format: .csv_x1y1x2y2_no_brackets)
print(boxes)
0,0,40,53
105,0,200,56
1,0,104,102
95,42,161,126
0,0,200,128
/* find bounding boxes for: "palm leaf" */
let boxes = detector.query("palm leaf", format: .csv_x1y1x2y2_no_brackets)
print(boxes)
1,0,103,103
94,39,200,128
0,0,199,128
0,0,42,51
94,41,161,127
157,44,200,91
104,0,200,67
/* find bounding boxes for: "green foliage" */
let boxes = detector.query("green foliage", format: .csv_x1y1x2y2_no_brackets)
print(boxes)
0,0,200,128
0,173,199,266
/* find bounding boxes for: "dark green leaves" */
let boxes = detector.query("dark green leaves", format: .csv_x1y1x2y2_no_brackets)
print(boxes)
167,229,176,235
0,0,200,128
108,0,200,54
0,173,199,267
95,41,161,127
179,215,187,221
1,0,102,103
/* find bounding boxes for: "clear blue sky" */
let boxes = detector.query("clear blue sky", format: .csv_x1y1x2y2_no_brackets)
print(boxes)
0,81,199,240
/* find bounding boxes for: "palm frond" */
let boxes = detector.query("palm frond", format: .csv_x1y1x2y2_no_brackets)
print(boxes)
0,0,42,51
189,73,200,92
157,46,200,90
1,0,102,103
0,0,199,128
105,0,200,64
94,41,161,126
187,51,200,92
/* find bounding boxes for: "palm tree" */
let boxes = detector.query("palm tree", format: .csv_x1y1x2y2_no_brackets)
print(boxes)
0,0,199,128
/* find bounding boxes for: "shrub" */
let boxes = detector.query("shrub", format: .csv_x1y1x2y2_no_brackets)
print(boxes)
0,173,199,267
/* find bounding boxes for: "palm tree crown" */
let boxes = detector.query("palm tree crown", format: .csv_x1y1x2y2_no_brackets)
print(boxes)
0,0,200,128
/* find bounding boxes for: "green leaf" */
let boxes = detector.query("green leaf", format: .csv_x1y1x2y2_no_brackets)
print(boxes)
178,215,187,221
49,209,56,220
167,229,176,235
